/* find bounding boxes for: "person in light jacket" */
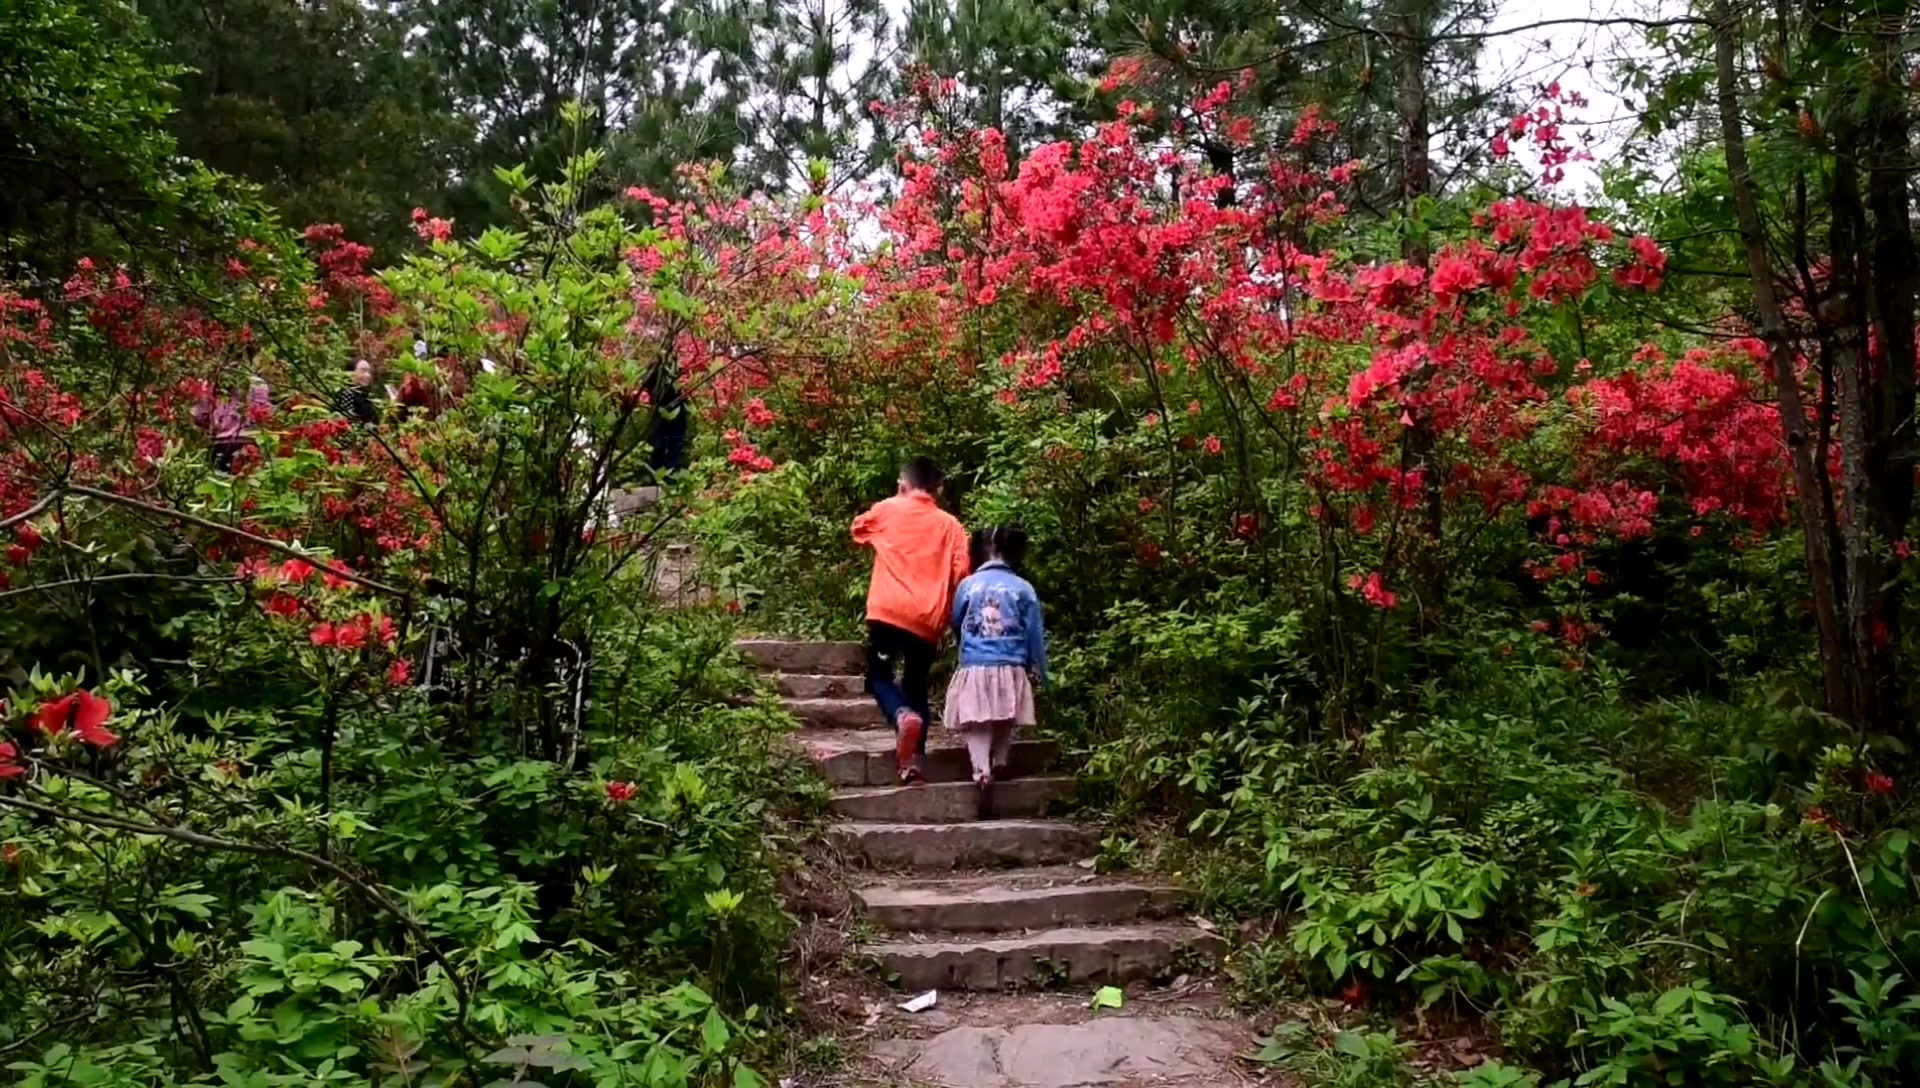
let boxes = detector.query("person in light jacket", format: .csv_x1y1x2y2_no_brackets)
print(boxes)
945,524,1046,809
194,375,271,472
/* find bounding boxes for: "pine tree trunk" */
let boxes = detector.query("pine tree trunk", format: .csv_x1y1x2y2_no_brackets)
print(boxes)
1712,2,1855,721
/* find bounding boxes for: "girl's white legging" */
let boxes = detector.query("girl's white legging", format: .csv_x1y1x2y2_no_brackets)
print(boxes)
961,721,1016,780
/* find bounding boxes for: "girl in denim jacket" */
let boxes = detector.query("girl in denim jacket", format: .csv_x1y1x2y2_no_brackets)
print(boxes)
945,525,1046,798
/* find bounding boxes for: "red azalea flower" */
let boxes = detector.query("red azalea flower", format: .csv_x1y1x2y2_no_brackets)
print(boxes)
5,544,27,567
1347,571,1399,609
387,659,411,686
605,780,638,806
16,523,42,554
264,592,303,619
32,691,119,747
334,617,369,651
1865,772,1896,796
1339,976,1369,1008
310,622,336,647
280,559,316,584
0,741,24,778
1804,806,1845,834
322,567,356,591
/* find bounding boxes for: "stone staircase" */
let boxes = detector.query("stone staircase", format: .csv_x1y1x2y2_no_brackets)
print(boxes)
738,638,1224,995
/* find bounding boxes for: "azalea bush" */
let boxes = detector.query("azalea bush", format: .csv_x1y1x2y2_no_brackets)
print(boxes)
0,144,837,1084
687,82,1920,1083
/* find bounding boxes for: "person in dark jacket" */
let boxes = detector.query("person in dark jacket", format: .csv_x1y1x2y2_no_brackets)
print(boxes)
643,362,688,479
335,359,381,426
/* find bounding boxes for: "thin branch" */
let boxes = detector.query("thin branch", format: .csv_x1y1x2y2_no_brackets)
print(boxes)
1148,13,1711,75
0,572,241,601
64,484,408,596
0,489,62,533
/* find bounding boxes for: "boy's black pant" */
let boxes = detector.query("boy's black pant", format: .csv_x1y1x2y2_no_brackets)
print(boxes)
866,621,933,755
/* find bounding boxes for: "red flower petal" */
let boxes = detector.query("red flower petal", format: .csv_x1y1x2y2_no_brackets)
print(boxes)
32,693,75,737
71,691,111,736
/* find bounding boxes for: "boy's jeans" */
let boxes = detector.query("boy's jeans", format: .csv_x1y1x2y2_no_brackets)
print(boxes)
866,621,934,755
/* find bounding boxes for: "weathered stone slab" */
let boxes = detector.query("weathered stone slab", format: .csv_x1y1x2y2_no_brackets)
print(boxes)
831,820,1098,869
869,925,1224,991
735,639,864,674
831,777,1071,824
870,1016,1245,1088
776,672,864,699
802,731,1060,787
857,875,1180,933
783,696,888,729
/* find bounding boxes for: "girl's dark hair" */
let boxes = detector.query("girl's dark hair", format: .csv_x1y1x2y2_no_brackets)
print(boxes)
970,524,1029,572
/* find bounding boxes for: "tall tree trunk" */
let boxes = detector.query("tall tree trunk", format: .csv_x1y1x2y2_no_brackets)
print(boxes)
1861,0,1918,732
1712,1,1855,721
1815,0,1914,735
1394,8,1432,268
1394,4,1444,621
1823,142,1876,725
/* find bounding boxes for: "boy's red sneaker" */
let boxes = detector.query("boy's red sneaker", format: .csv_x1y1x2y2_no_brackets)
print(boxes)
895,711,925,784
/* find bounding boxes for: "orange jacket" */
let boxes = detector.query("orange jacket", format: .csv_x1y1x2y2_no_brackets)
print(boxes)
852,492,970,643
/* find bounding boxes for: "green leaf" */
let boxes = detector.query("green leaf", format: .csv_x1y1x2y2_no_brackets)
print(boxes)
1333,1031,1372,1058
701,1008,731,1053
1090,985,1124,1010
1653,987,1691,1016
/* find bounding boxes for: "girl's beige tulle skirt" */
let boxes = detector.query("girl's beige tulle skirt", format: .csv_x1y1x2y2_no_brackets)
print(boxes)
943,665,1037,729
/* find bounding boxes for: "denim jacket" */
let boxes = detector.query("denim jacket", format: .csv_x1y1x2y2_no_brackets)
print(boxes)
950,561,1047,686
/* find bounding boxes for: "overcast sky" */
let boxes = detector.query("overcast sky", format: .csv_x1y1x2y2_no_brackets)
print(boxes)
825,0,1686,200
1477,0,1685,196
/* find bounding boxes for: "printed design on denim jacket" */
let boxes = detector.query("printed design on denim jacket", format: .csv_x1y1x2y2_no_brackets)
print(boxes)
963,583,1025,641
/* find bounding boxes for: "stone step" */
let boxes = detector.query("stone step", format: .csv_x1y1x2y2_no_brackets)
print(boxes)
774,672,863,699
783,696,887,729
799,731,1060,787
831,776,1072,823
869,1014,1247,1088
831,819,1099,870
736,639,864,675
868,924,1224,992
856,868,1182,932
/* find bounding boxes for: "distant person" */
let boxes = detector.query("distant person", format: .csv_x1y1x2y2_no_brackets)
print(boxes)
947,525,1045,811
335,358,381,426
644,361,688,479
194,375,271,472
851,456,970,783
394,372,442,422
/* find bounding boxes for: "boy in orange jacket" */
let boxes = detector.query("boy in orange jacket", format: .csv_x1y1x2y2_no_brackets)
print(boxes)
852,456,970,783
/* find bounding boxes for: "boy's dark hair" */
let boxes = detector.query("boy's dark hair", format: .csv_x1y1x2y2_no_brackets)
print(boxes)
971,524,1029,571
902,456,945,494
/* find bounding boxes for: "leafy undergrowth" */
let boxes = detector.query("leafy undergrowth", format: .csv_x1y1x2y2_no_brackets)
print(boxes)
2,602,826,1088
1075,641,1920,1087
